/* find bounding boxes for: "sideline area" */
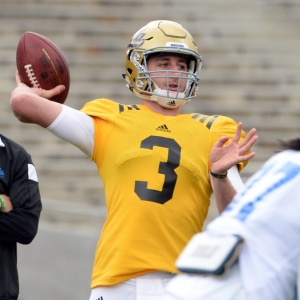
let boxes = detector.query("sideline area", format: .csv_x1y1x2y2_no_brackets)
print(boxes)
18,198,105,300
18,220,99,300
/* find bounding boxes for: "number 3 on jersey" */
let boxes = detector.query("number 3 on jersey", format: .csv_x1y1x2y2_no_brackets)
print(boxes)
134,136,181,204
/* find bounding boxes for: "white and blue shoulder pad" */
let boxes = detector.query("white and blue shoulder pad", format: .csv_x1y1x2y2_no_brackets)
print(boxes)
176,232,244,277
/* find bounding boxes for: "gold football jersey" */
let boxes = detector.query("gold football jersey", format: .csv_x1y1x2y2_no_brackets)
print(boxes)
80,99,248,287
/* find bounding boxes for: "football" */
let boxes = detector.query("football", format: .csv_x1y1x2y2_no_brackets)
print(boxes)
16,31,70,104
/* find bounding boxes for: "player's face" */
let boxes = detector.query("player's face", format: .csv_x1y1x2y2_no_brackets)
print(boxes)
147,54,188,93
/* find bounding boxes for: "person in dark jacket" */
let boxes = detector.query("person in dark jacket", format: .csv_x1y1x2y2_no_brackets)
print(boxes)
0,134,42,300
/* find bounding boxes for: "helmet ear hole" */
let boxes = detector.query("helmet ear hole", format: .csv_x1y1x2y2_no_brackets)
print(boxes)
127,49,133,60
127,68,133,75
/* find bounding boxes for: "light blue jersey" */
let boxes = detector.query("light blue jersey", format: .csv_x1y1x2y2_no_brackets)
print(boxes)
165,149,300,300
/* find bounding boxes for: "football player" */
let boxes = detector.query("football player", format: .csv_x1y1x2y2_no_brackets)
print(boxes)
10,20,257,299
164,138,300,300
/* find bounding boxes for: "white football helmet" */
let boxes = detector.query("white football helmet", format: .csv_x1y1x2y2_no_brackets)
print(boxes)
123,20,202,109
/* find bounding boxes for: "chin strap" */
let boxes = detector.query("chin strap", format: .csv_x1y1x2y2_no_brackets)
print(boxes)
132,88,189,109
151,89,189,109
144,80,190,109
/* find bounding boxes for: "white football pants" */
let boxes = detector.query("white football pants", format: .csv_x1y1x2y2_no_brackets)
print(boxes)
89,271,176,300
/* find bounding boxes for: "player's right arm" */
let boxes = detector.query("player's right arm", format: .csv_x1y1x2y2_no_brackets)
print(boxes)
10,71,94,157
10,71,64,127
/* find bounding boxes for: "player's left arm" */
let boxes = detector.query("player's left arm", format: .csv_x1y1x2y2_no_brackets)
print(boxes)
210,122,258,213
